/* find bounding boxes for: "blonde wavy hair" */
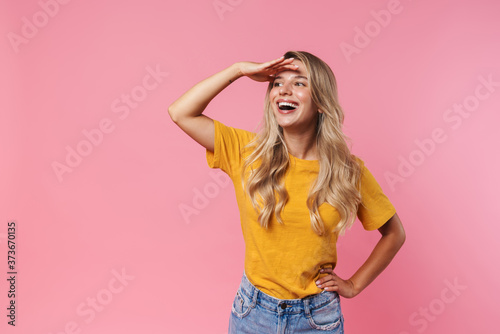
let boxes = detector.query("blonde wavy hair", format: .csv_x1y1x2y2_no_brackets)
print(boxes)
240,51,363,236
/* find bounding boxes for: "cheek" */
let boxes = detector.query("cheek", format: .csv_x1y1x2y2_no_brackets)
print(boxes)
269,91,280,104
295,91,311,104
269,88,278,98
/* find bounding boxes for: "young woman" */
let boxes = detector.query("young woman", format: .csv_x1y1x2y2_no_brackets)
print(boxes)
169,51,406,333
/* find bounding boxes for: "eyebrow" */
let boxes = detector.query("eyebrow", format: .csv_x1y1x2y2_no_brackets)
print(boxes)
274,75,308,80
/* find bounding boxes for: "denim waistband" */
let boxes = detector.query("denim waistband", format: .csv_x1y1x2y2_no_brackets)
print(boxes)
238,271,339,315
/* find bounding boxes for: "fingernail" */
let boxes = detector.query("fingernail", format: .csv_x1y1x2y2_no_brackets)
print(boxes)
316,280,320,285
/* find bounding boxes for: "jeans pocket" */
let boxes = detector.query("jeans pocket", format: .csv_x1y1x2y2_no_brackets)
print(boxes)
307,294,343,331
231,288,254,319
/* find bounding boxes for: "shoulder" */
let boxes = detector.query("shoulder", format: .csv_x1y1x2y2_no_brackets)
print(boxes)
351,154,366,174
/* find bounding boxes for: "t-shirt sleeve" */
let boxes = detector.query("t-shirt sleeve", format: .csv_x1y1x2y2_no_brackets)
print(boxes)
356,159,397,231
206,119,254,174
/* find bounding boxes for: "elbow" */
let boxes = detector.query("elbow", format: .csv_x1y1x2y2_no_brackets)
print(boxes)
168,105,179,123
398,228,406,249
394,221,406,250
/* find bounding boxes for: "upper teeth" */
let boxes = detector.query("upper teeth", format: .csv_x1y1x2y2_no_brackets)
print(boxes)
278,102,298,108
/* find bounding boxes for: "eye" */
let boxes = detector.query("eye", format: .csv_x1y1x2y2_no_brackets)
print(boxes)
295,82,306,86
273,82,283,87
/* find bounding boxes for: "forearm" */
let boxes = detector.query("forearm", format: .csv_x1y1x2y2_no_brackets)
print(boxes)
349,226,405,296
168,63,242,122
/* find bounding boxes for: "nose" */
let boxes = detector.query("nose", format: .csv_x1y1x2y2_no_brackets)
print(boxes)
279,82,292,95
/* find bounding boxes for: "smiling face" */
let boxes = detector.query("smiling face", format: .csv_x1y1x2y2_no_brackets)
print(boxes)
269,59,321,133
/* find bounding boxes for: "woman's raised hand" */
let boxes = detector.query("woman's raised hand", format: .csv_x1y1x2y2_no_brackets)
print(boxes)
237,56,298,82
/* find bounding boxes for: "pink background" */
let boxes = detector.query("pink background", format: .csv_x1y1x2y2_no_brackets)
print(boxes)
2,0,499,333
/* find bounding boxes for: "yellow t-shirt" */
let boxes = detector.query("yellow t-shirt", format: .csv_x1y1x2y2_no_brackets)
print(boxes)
206,119,396,299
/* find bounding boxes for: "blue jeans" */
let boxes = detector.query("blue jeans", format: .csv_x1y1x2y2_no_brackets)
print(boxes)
228,271,344,333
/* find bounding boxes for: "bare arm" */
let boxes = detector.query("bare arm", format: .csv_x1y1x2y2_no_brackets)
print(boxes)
168,56,297,151
316,213,406,298
168,63,242,152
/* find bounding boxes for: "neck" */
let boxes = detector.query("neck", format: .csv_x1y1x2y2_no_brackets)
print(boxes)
283,127,318,160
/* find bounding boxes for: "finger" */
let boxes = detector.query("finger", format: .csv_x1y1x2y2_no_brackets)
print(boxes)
321,279,338,287
324,285,340,292
269,62,296,72
321,269,339,280
319,280,339,291
257,62,291,75
274,64,299,73
264,56,286,67
273,57,294,65
267,57,295,69
316,275,335,287
268,65,299,77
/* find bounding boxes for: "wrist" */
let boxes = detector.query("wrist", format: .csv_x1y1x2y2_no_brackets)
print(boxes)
229,63,244,82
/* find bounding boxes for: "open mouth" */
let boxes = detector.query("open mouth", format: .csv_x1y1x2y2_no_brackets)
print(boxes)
278,101,299,111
